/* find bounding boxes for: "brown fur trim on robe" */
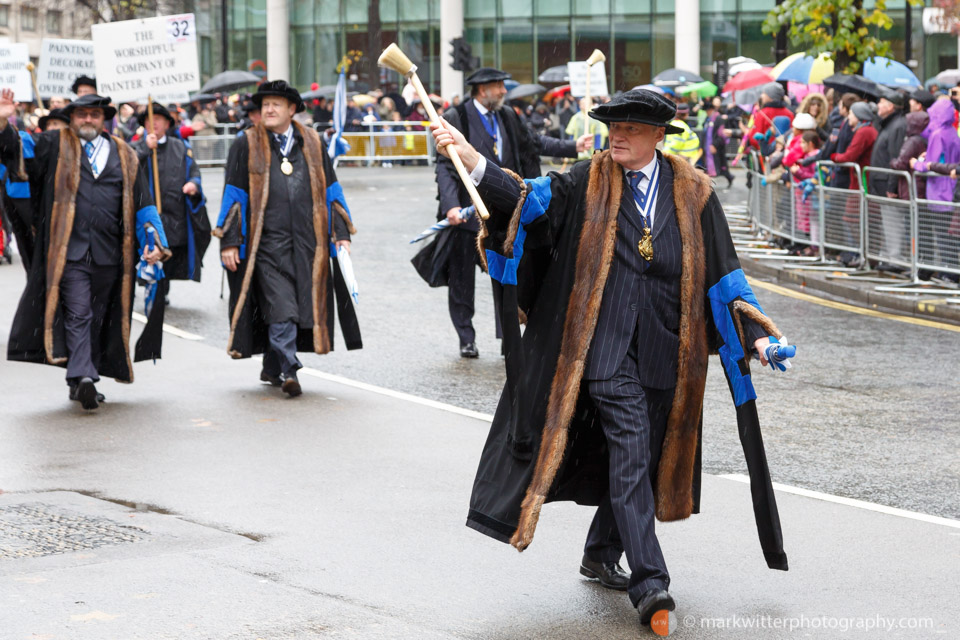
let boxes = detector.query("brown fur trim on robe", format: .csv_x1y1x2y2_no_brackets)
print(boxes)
225,122,338,358
509,152,719,552
43,131,142,381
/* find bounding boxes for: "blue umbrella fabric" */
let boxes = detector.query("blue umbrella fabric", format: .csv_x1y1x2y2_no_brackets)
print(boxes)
862,57,921,89
137,230,165,318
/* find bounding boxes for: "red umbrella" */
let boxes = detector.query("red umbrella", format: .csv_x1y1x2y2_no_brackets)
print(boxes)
544,84,571,103
722,68,773,93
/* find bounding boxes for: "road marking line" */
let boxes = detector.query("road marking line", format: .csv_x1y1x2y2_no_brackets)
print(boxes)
293,362,956,529
719,474,960,529
747,277,960,333
131,312,205,341
293,364,496,422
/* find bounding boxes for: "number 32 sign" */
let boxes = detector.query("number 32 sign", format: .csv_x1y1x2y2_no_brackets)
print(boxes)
166,15,196,43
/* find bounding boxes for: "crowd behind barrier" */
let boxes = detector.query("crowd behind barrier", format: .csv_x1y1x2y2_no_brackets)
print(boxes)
744,151,960,290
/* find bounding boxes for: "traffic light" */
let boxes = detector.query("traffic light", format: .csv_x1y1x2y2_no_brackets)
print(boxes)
449,37,478,73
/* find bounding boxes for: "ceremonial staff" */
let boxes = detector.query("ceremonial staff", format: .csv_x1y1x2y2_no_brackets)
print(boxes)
582,49,606,143
378,43,489,221
24,62,47,116
146,97,162,214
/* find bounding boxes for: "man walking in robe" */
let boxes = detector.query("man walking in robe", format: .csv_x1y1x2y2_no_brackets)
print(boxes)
0,90,169,410
435,67,591,358
431,89,795,628
215,80,361,397
132,103,210,301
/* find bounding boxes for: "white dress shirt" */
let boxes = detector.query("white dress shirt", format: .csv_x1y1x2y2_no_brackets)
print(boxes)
83,134,111,179
623,154,660,226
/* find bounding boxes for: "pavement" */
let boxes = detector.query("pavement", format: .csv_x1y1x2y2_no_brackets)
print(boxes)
0,164,958,638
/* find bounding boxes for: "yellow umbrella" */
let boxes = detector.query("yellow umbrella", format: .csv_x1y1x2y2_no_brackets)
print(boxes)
771,52,835,85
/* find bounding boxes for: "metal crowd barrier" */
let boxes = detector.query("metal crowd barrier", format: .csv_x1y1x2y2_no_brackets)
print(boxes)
743,159,959,296
332,121,435,167
188,134,236,167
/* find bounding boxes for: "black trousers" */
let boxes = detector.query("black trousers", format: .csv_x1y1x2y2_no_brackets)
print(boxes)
583,345,674,606
447,227,502,346
61,259,120,383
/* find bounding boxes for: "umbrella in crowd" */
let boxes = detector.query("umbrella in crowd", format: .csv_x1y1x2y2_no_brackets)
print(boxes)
771,52,834,84
631,83,666,95
544,84,571,101
505,83,547,100
300,85,336,100
935,69,960,87
200,70,261,94
652,68,704,87
675,80,717,97
504,79,519,92
722,68,773,92
188,92,217,103
862,57,921,89
727,56,763,77
822,73,881,99
538,65,570,84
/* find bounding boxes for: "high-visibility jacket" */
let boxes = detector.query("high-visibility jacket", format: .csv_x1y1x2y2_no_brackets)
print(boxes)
664,119,700,162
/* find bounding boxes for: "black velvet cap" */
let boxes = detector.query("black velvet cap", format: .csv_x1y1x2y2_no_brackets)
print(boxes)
465,67,512,86
62,94,117,120
252,80,305,113
38,108,69,130
137,102,175,126
69,75,97,94
589,88,684,134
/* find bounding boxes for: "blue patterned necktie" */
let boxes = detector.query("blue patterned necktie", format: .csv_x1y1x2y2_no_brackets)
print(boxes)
84,140,98,175
275,133,287,153
627,170,651,226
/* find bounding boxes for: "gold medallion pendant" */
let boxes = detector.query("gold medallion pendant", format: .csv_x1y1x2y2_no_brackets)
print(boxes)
280,158,293,175
638,229,654,262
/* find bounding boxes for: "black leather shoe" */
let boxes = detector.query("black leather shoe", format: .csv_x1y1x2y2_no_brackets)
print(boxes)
460,342,479,358
579,555,629,591
69,384,105,404
637,588,675,626
260,369,282,387
281,372,302,397
75,377,100,410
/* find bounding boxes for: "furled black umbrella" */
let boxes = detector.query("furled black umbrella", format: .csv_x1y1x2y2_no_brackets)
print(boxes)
505,83,547,100
822,73,880,100
300,85,336,100
200,70,261,94
538,65,569,84
652,68,704,87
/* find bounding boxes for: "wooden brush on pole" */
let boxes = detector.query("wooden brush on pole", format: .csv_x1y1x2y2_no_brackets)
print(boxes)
24,62,47,117
146,97,162,214
582,49,606,141
378,43,489,221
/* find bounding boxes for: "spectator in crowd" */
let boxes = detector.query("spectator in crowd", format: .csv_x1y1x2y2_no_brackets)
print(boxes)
565,98,608,160
703,98,734,188
745,82,794,149
556,94,577,131
378,96,397,122
312,97,333,126
831,101,878,265
115,103,139,141
344,97,364,132
790,130,823,254
406,100,428,131
191,102,220,136
782,113,818,170
663,103,701,164
797,92,829,141
889,110,929,201
912,97,960,282
821,93,861,189
909,89,935,113
868,89,908,271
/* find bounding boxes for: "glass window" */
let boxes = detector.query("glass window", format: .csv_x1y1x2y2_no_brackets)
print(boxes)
344,0,366,23
613,19,652,89
500,19,534,84
505,0,533,18
466,0,497,19
654,0,674,13
465,21,497,69
651,15,674,73
739,14,773,65
45,9,60,34
0,5,9,28
380,0,399,23
537,20,570,83
399,0,429,22
613,0,650,12
574,0,609,15
292,28,316,89
314,27,343,86
313,0,341,26
535,0,569,17
573,18,611,90
21,6,37,31
701,13,737,75
250,0,267,30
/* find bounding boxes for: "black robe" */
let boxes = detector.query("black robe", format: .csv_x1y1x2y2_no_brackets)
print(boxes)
214,122,361,359
132,136,210,281
468,151,788,571
1,126,169,382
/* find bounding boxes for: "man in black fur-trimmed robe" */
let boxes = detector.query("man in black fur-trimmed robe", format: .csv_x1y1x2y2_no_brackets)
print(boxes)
214,80,361,398
431,89,794,628
0,91,169,410
132,103,210,293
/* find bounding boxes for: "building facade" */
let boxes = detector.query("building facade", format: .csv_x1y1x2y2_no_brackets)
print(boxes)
0,0,92,58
